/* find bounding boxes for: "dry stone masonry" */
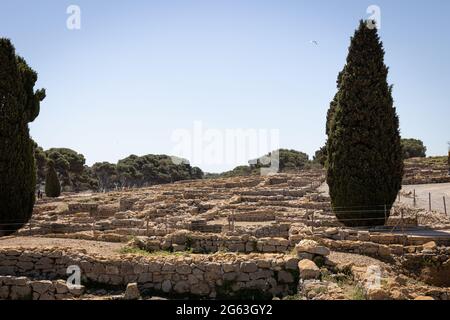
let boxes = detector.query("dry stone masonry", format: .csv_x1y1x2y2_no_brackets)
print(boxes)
1,169,449,300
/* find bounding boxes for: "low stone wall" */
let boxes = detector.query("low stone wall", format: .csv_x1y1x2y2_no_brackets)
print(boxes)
67,202,98,214
232,211,276,222
317,237,450,260
399,250,450,287
0,275,84,300
0,248,299,298
133,231,293,254
304,227,450,247
250,224,290,238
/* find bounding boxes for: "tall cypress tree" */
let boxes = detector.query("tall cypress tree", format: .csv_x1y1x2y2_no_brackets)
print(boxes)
0,39,45,236
45,161,61,198
326,21,403,227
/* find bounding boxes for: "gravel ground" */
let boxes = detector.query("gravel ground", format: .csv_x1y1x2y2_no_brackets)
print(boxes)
329,251,390,269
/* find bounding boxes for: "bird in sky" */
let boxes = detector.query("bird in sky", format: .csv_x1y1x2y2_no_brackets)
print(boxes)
309,40,319,45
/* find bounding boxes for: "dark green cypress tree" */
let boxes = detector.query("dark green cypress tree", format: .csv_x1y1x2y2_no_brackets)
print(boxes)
0,39,45,236
45,161,61,198
326,21,403,227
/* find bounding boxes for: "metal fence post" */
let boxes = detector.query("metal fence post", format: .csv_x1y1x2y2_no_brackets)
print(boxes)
401,208,404,233
444,196,447,216
429,193,432,211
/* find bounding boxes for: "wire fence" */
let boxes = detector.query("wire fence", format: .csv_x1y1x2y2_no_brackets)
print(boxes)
399,189,448,215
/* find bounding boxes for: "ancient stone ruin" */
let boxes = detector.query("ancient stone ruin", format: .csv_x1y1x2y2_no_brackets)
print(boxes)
1,169,449,300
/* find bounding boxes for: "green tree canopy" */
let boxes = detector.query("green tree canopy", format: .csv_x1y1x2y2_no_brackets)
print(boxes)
401,138,427,159
326,21,403,227
0,39,45,235
45,161,61,198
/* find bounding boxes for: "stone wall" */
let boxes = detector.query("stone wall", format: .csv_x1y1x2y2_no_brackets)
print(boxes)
0,248,299,299
0,275,84,300
132,231,293,254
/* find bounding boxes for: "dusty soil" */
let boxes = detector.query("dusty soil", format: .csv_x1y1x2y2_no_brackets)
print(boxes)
329,251,389,269
0,236,125,256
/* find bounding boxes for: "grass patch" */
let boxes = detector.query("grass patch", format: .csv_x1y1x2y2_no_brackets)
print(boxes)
349,286,366,300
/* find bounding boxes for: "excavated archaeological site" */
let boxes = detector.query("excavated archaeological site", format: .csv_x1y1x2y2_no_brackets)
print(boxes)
1,169,450,300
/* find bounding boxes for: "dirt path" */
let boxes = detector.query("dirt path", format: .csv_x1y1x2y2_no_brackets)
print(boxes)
0,236,125,256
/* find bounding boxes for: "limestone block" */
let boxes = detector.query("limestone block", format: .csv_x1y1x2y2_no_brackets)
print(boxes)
124,283,141,300
298,259,320,280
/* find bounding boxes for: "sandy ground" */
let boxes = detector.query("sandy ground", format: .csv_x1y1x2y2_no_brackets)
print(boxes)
0,236,125,256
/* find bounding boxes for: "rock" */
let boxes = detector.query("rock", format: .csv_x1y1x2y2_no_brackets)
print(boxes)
124,283,141,300
285,257,300,270
414,296,434,300
422,241,437,252
161,279,172,293
295,239,330,257
0,286,9,299
389,244,404,255
38,292,56,300
391,290,407,300
68,285,85,297
222,263,236,273
298,259,320,280
325,228,339,236
190,282,210,295
277,270,294,283
366,287,391,300
297,252,314,260
137,273,152,283
7,276,28,286
357,231,370,242
31,280,53,295
172,244,186,252
240,261,258,273
175,264,191,275
106,265,120,275
173,281,190,294
10,285,32,300
378,245,391,258
55,280,69,294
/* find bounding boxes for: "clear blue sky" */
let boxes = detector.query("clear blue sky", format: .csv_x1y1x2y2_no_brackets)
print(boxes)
1,0,449,172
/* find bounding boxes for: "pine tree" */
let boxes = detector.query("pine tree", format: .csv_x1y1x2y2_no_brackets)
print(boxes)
326,21,403,227
0,39,45,236
45,161,61,198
